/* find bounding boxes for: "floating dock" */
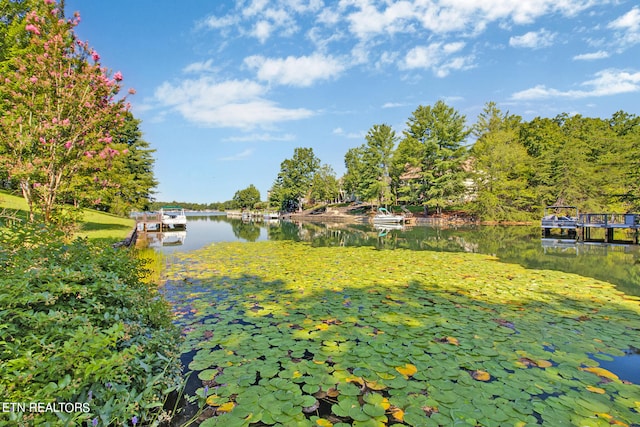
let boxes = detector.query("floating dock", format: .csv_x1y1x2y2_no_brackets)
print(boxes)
541,206,640,244
134,208,187,232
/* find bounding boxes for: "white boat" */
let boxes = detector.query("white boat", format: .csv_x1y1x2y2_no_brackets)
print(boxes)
160,206,187,227
372,207,405,224
264,212,280,220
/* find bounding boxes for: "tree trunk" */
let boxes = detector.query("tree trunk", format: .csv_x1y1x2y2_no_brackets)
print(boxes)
20,180,35,222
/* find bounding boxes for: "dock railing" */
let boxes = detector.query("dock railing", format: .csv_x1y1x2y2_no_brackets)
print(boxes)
578,213,640,228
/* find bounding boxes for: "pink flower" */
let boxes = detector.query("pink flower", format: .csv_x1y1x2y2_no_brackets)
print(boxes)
128,88,136,95
85,151,93,158
39,137,47,144
29,76,38,83
122,149,129,155
91,50,100,62
62,118,70,126
25,24,40,35
64,141,73,149
113,71,123,81
44,0,54,4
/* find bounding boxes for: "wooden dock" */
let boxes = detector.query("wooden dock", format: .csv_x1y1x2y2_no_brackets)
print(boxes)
134,212,187,231
542,207,640,244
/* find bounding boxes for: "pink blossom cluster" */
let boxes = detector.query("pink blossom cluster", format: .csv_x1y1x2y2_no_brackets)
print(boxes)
25,24,40,35
98,147,120,159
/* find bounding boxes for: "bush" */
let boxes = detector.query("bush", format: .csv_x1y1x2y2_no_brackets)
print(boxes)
0,224,182,426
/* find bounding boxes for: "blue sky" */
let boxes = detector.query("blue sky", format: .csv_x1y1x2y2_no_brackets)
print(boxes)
65,0,640,204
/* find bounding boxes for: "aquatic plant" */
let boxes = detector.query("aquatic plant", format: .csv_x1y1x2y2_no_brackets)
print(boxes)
164,241,640,426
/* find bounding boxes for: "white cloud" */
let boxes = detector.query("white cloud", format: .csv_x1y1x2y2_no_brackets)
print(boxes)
511,69,640,100
244,53,347,87
401,42,474,77
182,59,216,74
339,0,606,39
219,149,255,161
252,20,273,43
224,133,296,142
509,29,556,49
608,6,640,47
573,51,610,61
343,0,416,39
154,77,314,128
381,102,405,108
203,15,235,29
242,0,269,18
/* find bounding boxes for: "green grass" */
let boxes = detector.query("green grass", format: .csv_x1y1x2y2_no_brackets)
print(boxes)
0,190,134,240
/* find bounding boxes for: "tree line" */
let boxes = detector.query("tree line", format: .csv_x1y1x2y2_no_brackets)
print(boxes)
257,101,640,221
0,0,157,228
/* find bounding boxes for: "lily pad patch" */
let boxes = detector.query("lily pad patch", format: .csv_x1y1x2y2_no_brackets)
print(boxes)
163,241,640,426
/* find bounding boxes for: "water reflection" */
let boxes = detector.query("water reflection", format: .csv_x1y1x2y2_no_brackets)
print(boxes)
151,215,640,296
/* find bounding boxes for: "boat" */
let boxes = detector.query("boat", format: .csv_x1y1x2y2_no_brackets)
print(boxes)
372,207,405,224
541,206,579,229
160,206,187,228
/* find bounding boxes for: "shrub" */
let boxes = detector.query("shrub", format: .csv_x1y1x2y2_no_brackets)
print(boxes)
0,224,182,426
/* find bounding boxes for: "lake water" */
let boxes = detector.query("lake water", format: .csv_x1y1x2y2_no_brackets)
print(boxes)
149,213,640,297
150,214,640,387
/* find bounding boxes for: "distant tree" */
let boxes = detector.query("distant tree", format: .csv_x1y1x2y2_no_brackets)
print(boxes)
343,124,397,206
362,124,397,206
232,184,261,209
310,164,339,204
398,101,469,213
342,146,366,201
610,111,640,209
269,147,320,211
470,102,535,220
520,114,627,212
0,2,131,224
390,136,423,205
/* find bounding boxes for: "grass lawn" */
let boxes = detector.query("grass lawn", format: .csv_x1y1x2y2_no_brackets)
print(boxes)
0,190,134,240
163,241,640,427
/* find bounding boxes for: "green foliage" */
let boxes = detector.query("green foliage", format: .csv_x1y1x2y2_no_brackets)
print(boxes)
64,111,158,216
470,103,537,221
0,223,182,426
232,184,261,209
269,147,320,211
343,124,397,206
309,164,340,204
391,101,470,211
0,1,150,225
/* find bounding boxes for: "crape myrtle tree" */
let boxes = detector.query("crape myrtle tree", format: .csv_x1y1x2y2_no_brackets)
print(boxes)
0,0,133,224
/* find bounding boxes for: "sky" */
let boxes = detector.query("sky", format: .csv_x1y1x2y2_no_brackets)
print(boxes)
64,0,640,204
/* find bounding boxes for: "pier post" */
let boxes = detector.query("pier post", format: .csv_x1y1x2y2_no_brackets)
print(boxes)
605,228,614,243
